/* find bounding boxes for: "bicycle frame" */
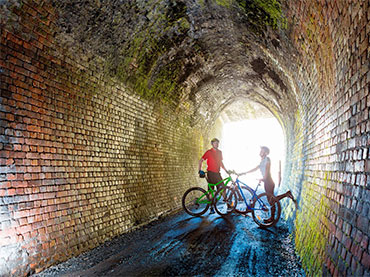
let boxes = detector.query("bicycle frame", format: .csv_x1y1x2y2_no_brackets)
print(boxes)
195,173,269,212
232,176,268,212
196,176,232,205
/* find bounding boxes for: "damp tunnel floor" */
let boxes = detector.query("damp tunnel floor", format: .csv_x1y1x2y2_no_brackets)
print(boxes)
34,209,305,276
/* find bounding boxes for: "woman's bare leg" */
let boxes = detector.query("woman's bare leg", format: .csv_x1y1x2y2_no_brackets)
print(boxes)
264,183,275,222
275,191,297,208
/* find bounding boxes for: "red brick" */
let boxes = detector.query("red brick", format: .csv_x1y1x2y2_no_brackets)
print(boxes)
7,188,16,195
30,73,45,83
0,181,11,189
14,66,30,77
22,41,37,52
13,152,26,159
40,153,52,159
362,252,370,268
15,188,24,194
8,56,23,67
26,153,40,159
23,63,37,73
360,236,369,250
27,166,41,173
13,145,22,151
11,181,28,187
44,192,55,199
27,125,41,132
6,158,14,165
13,210,29,219
16,224,32,234
24,173,32,180
0,151,10,158
18,217,28,226
13,80,29,90
9,137,24,144
22,145,30,152
31,160,39,166
6,174,17,181
23,232,32,241
7,33,24,45
31,173,39,180
6,114,15,121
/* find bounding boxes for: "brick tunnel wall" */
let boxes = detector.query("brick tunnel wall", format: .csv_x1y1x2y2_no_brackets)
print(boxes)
282,0,370,275
0,2,203,275
1,0,370,276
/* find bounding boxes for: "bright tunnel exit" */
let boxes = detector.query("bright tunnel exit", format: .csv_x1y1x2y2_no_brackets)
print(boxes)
221,117,285,191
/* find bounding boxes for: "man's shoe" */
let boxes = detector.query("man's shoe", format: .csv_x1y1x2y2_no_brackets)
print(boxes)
263,218,274,224
286,191,298,208
286,190,294,200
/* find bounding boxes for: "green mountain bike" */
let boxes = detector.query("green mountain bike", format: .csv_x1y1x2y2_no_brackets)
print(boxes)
182,174,237,216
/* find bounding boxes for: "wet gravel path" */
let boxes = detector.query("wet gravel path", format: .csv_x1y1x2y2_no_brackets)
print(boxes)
35,210,305,277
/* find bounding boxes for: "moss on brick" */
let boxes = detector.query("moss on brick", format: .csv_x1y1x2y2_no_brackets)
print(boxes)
235,0,287,30
215,0,233,8
295,172,332,276
112,16,198,105
50,0,201,106
102,1,196,105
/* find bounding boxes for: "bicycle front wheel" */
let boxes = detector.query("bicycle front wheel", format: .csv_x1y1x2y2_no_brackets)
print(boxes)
182,187,210,216
234,185,254,214
214,186,237,216
251,193,281,228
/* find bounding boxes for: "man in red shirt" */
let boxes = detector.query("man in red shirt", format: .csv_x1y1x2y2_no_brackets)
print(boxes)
198,138,229,213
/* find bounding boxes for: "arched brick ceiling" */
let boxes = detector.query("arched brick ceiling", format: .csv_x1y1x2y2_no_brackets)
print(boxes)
51,0,299,131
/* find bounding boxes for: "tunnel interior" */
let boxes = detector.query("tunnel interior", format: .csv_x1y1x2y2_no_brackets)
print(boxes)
1,0,369,276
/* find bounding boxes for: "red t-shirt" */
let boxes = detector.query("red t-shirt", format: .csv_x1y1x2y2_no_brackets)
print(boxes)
202,148,223,173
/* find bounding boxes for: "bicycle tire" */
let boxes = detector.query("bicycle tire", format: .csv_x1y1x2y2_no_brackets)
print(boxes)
182,187,210,216
213,186,237,216
251,192,281,228
234,185,254,214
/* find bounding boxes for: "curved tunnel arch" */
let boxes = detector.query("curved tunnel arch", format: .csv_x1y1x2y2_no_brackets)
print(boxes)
188,55,298,127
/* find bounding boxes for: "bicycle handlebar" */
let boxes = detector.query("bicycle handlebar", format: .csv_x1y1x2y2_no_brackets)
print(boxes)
201,170,252,178
227,171,263,185
227,170,246,177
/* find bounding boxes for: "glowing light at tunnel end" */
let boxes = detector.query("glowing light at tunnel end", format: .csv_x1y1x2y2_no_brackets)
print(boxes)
221,118,285,191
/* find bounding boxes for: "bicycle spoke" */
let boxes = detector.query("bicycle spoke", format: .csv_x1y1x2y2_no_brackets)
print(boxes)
252,193,281,228
214,186,237,216
182,187,210,216
234,185,254,214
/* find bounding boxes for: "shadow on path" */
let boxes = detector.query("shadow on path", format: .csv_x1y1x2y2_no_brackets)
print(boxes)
35,210,305,276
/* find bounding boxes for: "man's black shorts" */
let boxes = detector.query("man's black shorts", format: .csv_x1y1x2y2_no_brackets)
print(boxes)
207,171,224,189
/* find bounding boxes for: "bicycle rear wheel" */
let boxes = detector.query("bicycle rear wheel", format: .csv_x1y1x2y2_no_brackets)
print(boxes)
234,185,254,214
182,187,210,216
214,186,237,216
251,192,281,228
